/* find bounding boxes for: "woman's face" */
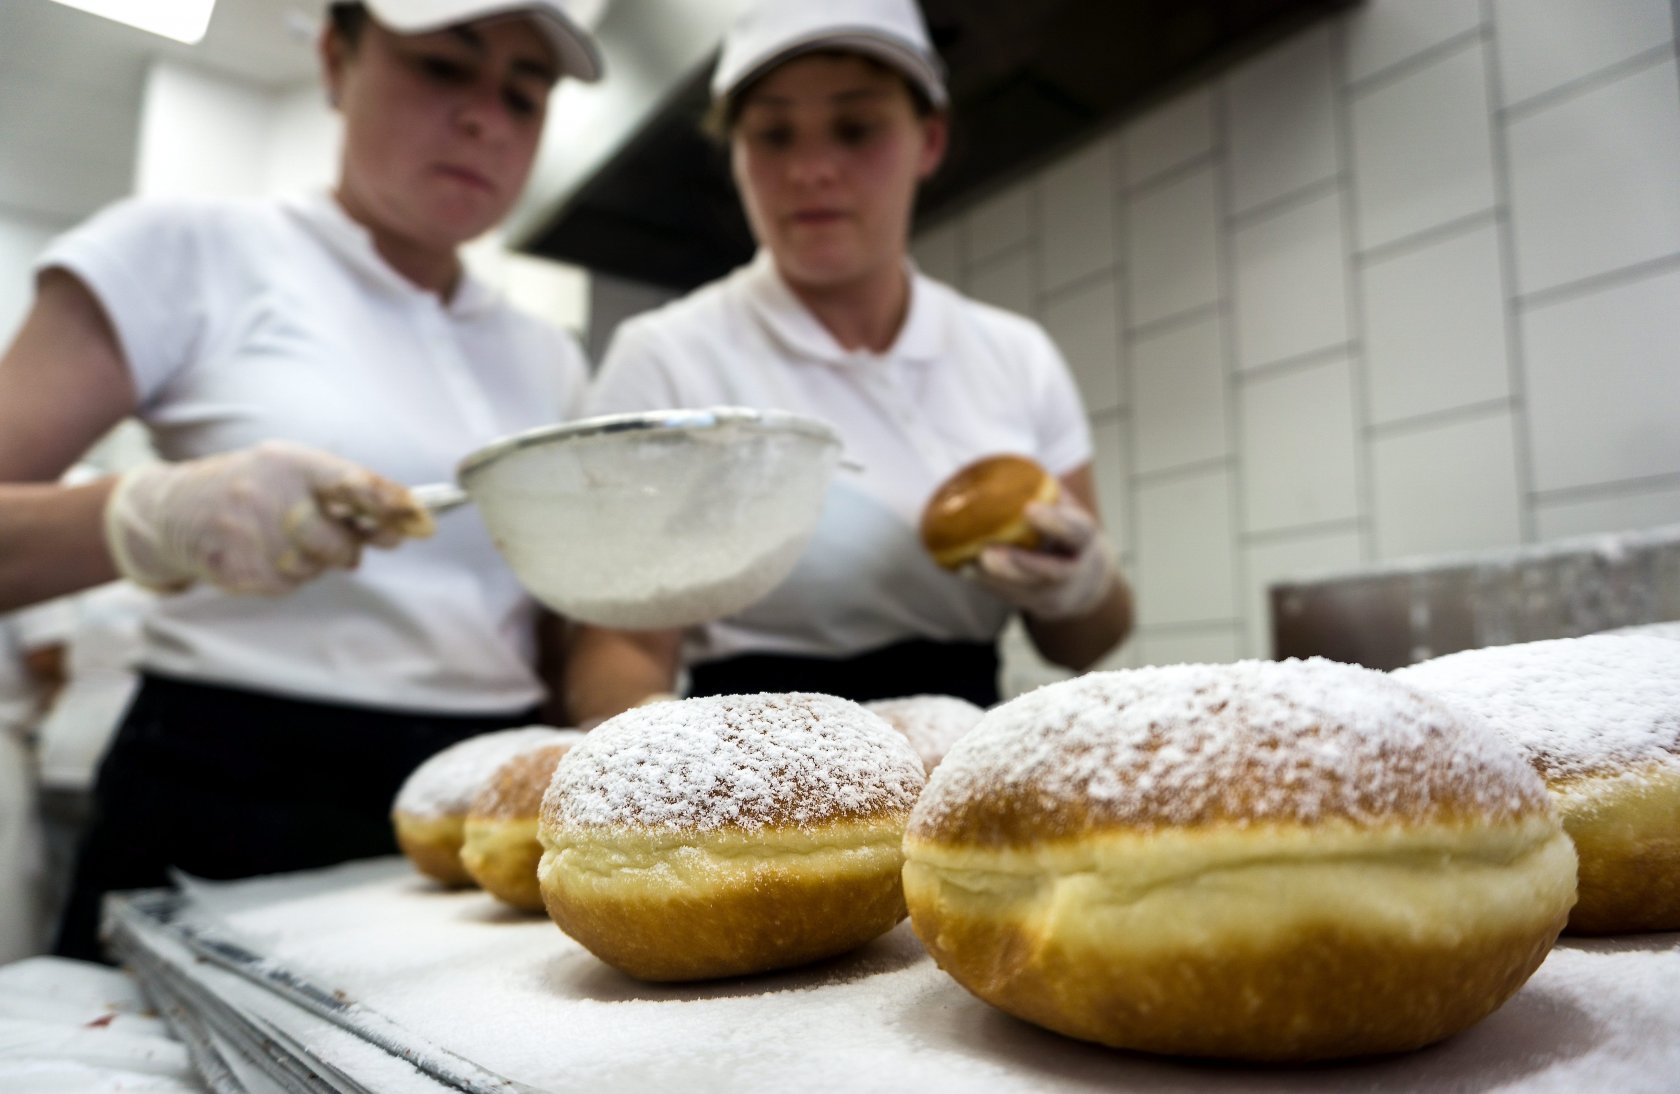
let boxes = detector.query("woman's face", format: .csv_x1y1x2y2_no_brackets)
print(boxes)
730,54,946,291
322,15,557,252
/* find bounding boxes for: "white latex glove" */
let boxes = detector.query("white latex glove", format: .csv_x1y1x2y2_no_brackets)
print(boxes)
967,496,1120,621
103,440,433,596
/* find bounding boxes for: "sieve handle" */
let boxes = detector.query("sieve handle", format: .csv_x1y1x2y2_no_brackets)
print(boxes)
409,481,471,515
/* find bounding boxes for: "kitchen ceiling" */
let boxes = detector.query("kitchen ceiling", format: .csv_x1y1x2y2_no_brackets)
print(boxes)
523,0,1357,291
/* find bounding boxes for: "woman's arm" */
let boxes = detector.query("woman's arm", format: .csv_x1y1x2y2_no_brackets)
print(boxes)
0,269,139,610
1012,465,1134,671
563,625,684,729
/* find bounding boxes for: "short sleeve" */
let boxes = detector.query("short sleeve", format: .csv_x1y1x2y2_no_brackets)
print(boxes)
1026,323,1093,477
10,596,75,652
586,316,684,416
35,198,207,406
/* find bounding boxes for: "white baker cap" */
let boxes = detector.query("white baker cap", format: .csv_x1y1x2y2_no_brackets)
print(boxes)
712,0,947,108
340,0,604,82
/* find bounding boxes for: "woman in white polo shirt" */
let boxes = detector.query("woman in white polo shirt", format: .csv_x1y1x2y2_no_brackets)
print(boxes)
567,0,1133,721
0,0,600,960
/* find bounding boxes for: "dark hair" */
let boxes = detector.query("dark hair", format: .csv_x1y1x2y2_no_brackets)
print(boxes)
327,2,370,49
703,49,939,141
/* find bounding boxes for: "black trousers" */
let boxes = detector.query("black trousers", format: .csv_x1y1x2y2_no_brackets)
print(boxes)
685,637,1000,708
54,672,538,963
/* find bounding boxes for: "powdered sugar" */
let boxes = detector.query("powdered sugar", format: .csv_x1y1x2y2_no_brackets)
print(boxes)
1394,636,1680,780
865,695,986,771
1604,620,1680,641
913,659,1547,841
392,727,571,818
164,858,1680,1092
544,693,925,833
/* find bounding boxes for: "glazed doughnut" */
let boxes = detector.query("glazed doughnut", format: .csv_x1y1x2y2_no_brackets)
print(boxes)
538,693,925,981
920,454,1059,570
392,727,570,887
1396,635,1680,934
461,731,587,911
864,694,985,772
903,659,1576,1062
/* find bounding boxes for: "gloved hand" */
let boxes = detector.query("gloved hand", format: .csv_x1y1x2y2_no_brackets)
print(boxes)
103,440,433,596
967,496,1120,621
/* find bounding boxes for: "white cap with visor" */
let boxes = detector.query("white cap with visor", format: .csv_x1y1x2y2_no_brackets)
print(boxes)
340,0,605,82
711,0,947,108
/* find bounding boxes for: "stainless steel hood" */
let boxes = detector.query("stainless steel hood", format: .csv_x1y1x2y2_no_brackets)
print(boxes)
509,0,1356,291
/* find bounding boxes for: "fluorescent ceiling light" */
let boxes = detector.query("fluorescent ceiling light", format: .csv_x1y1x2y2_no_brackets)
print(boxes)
47,0,218,45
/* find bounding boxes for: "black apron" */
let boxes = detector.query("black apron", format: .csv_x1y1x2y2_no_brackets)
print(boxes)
54,672,539,963
685,637,999,707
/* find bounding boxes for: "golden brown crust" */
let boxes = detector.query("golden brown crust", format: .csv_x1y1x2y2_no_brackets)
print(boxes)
1552,765,1680,933
470,744,571,822
919,455,1058,570
392,813,474,887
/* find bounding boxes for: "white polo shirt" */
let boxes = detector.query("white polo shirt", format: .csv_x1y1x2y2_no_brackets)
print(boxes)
588,249,1092,665
40,193,588,713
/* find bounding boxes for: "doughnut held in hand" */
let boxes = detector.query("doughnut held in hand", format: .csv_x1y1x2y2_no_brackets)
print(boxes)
1397,634,1680,934
392,727,571,888
539,692,925,981
462,732,587,911
903,659,1576,1062
919,454,1058,571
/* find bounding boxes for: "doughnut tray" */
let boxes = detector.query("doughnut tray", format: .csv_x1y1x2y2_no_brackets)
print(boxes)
107,857,1680,1094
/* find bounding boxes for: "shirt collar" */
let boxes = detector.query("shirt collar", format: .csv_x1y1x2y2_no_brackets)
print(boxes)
739,249,946,368
283,191,499,318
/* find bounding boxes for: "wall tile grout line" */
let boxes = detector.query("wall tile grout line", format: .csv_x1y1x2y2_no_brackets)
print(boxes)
1480,2,1539,547
1344,27,1486,100
1353,208,1501,268
1530,471,1680,507
1040,259,1124,310
1123,301,1222,343
1131,455,1237,489
1241,517,1366,547
1499,43,1676,122
1212,70,1250,652
1516,251,1680,313
1110,130,1138,575
1234,342,1359,384
1122,149,1218,201
1366,397,1517,440
1225,175,1346,231
1330,14,1377,574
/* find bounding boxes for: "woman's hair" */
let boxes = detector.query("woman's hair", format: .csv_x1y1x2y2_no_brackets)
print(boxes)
703,50,939,141
328,2,370,49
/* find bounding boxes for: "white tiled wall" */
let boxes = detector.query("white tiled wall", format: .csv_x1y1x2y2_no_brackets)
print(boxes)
911,0,1680,690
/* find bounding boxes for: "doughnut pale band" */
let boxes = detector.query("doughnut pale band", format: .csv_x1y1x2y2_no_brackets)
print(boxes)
904,816,1576,1061
461,816,546,912
541,819,908,982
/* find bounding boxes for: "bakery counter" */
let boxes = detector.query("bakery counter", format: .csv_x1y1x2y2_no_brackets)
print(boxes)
106,858,1680,1093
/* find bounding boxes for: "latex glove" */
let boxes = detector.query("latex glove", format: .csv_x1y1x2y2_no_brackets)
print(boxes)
967,497,1120,621
104,440,433,596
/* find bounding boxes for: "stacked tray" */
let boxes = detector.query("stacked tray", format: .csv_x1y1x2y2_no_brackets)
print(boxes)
107,857,1680,1093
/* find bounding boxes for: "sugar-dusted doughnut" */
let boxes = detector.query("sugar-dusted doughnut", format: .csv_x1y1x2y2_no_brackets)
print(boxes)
392,727,570,887
538,692,925,981
919,454,1058,570
864,694,985,772
1396,635,1680,934
903,659,1576,1062
461,731,587,911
